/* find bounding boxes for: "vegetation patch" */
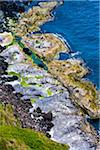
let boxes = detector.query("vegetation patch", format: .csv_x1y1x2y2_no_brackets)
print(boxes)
0,104,20,127
0,126,69,150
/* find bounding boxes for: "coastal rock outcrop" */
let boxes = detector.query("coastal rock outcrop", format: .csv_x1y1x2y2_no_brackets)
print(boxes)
22,33,69,62
8,1,59,36
48,60,99,118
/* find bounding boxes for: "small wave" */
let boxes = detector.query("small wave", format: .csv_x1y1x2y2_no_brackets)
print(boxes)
70,51,81,57
55,33,72,51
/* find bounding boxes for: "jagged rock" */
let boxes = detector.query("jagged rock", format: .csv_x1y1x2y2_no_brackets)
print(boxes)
48,59,88,78
0,46,6,53
0,40,99,149
32,92,99,150
48,60,99,119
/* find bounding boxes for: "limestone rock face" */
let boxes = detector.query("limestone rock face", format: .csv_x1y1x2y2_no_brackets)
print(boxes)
0,0,99,149
32,92,99,150
1,44,66,101
0,44,26,64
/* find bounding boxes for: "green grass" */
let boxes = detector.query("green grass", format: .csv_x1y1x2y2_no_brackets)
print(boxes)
0,104,20,127
0,126,69,150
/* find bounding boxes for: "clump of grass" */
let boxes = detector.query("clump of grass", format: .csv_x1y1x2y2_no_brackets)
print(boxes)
0,104,20,127
0,137,30,150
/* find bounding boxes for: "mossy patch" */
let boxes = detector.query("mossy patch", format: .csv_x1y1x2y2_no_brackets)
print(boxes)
0,137,31,150
20,77,30,87
48,62,98,118
35,75,44,79
8,71,20,78
30,98,36,104
47,89,52,96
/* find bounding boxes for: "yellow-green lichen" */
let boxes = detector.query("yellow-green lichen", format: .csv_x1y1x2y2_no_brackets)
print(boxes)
30,98,36,104
8,71,20,78
35,75,44,79
47,89,53,96
48,61,99,118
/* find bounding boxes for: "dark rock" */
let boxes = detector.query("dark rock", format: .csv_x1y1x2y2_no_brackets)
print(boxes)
46,122,54,130
15,93,23,98
43,112,53,121
0,1,32,32
0,76,18,83
38,63,45,68
0,46,6,53
0,56,5,61
4,84,15,92
36,107,42,113
23,48,32,56
0,58,8,75
46,132,51,138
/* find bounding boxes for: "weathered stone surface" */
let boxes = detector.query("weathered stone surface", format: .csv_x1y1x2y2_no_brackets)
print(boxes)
1,44,66,101
48,59,88,78
0,44,31,64
0,32,13,46
6,62,66,100
22,33,69,61
32,92,99,150
9,2,59,36
48,60,99,119
0,56,8,75
0,0,99,149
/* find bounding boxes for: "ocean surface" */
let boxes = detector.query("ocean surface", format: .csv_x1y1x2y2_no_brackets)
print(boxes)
41,0,99,89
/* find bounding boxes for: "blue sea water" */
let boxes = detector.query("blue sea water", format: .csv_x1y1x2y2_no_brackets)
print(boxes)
41,0,99,89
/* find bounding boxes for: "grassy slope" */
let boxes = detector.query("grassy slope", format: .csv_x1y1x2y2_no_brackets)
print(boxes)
0,104,69,150
0,126,69,150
